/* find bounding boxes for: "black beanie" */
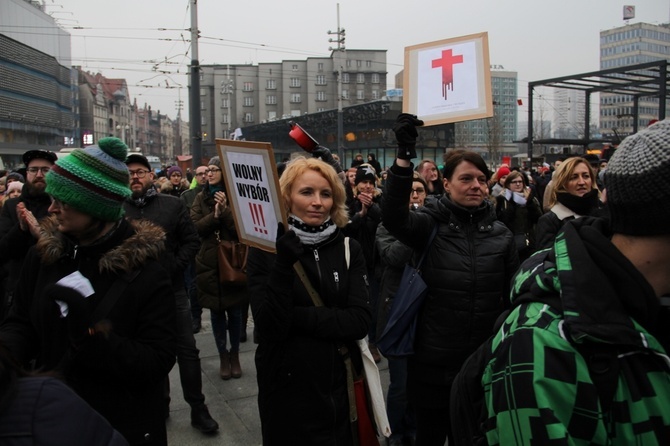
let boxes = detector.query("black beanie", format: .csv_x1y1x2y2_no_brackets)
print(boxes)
355,164,376,185
604,119,670,236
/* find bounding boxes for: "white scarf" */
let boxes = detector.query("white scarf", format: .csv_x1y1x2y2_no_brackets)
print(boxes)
503,189,527,206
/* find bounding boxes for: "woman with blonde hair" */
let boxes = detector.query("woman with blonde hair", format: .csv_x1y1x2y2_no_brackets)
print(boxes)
535,157,601,249
252,156,372,445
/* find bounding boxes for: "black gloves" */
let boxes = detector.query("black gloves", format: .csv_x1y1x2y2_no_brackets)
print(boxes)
275,223,304,268
48,284,92,348
312,145,343,173
393,113,424,160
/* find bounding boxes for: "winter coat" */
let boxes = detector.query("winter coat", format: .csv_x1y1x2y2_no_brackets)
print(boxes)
345,191,383,276
190,184,248,312
382,164,519,382
495,190,542,260
123,189,200,291
0,216,176,445
0,376,129,445
535,202,576,250
253,229,371,445
483,217,670,445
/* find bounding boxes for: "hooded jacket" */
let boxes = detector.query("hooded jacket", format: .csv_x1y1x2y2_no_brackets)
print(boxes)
0,216,176,445
483,218,670,445
382,164,519,381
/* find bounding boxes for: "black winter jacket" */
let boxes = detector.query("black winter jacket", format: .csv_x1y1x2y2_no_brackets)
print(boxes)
253,229,371,445
382,164,519,378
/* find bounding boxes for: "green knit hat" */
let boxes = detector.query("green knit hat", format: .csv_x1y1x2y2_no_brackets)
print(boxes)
46,137,131,221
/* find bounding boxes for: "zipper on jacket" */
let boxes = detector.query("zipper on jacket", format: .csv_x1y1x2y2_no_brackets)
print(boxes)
313,249,322,282
333,270,339,292
72,244,78,259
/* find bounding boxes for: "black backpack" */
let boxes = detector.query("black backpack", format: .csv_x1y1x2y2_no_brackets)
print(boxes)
450,294,620,446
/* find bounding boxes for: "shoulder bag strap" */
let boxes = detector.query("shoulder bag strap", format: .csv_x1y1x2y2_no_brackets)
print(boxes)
415,223,439,270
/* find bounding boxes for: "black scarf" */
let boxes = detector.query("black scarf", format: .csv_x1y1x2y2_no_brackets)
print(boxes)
556,189,599,216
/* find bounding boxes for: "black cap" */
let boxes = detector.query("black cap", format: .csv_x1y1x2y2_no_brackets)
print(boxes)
125,154,151,171
23,150,57,166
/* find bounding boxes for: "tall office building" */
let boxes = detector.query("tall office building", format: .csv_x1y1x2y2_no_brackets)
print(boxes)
455,69,518,161
554,88,586,139
197,49,387,144
599,21,670,138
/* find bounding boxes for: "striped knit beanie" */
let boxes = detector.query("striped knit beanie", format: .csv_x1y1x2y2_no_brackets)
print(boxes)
46,137,131,221
604,119,670,236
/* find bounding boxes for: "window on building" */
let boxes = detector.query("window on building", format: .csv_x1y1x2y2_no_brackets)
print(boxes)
221,98,230,108
356,73,365,84
244,112,254,123
372,90,379,100
316,91,326,101
266,79,276,89
318,62,324,72
201,100,206,110
342,73,350,83
366,60,372,67
266,95,277,105
371,73,380,84
290,93,301,103
222,114,229,124
346,60,351,67
292,64,298,71
243,97,254,107
342,90,349,100
200,88,207,96
243,82,254,91
356,90,364,100
290,78,301,87
316,74,326,85
268,111,277,121
201,116,206,125
356,60,362,67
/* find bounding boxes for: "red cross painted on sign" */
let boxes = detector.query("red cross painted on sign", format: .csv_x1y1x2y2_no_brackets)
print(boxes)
431,49,464,99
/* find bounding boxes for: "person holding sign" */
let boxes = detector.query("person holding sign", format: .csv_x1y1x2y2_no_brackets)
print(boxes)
252,157,372,445
382,114,518,446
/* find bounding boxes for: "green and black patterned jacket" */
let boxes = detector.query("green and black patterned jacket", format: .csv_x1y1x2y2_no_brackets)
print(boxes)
483,217,670,445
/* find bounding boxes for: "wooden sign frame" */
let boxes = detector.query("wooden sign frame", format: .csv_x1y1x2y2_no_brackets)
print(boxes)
216,139,287,252
403,32,493,126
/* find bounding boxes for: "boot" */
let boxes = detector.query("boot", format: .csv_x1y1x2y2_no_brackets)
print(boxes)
190,404,219,434
219,351,232,380
230,351,242,379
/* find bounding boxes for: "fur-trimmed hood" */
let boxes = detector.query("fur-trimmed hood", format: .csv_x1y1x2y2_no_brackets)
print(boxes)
36,215,166,274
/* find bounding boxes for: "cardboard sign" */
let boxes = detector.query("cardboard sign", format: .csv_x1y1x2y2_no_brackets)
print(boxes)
216,139,287,252
403,32,493,127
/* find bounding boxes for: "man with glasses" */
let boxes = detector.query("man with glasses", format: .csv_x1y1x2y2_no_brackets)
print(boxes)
180,165,209,333
0,150,57,320
123,154,219,435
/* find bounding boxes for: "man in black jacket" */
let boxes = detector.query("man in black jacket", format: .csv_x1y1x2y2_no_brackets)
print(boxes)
123,154,219,434
0,149,57,321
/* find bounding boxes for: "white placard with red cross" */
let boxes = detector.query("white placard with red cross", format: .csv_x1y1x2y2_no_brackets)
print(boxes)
403,32,493,127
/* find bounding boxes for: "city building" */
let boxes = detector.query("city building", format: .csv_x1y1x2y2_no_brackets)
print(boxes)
0,0,74,167
196,49,387,158
454,68,519,165
553,88,586,139
599,21,670,138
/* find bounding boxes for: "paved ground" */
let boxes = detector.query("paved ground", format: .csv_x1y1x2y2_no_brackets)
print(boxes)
166,313,390,445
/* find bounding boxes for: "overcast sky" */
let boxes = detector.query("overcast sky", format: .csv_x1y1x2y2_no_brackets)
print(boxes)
48,0,669,121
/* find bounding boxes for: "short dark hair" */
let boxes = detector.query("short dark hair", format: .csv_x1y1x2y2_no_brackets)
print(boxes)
441,150,491,181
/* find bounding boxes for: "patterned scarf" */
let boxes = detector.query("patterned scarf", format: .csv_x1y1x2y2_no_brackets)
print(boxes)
288,214,336,245
131,184,158,208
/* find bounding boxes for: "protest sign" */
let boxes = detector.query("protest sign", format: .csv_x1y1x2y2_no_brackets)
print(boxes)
216,139,287,252
403,32,493,126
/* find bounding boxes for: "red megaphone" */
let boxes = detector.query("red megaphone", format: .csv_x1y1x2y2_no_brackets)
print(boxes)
288,121,319,153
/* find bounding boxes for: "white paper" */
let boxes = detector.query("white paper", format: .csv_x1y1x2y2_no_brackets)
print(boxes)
55,271,95,318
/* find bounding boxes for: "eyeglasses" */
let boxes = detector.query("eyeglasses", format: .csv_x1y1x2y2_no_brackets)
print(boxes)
26,166,51,175
411,188,426,194
128,169,150,178
49,196,70,210
206,168,222,174
509,180,524,185
195,172,208,177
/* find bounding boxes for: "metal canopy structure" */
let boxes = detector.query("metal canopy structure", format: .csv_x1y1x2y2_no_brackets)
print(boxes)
526,60,669,160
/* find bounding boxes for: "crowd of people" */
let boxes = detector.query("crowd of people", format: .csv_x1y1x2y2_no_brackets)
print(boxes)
0,115,668,446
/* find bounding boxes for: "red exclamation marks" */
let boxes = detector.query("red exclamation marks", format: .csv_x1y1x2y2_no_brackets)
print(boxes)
248,203,268,234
